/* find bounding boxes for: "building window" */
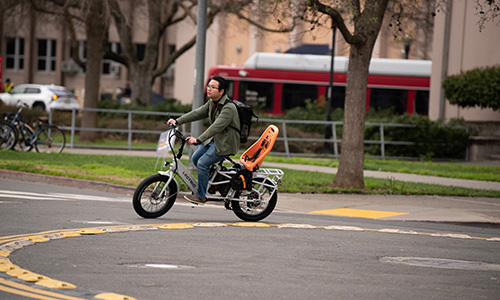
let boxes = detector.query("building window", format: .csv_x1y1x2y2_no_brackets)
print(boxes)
136,43,145,61
6,38,24,70
37,39,57,72
102,42,122,76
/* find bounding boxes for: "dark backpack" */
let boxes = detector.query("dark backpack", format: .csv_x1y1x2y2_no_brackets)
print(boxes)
221,99,258,144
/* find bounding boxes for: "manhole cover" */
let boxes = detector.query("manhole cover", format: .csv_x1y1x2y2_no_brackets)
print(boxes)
380,257,500,271
124,263,195,270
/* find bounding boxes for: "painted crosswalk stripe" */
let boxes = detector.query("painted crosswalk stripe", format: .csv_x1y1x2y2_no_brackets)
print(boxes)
309,208,408,219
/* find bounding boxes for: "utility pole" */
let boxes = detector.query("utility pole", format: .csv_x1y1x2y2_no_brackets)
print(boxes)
190,0,207,156
324,25,336,154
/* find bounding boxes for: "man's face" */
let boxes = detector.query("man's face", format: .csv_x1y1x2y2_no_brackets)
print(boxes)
206,79,223,100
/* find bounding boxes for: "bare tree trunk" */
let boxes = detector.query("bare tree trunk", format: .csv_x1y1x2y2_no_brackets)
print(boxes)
130,0,160,105
331,0,389,189
130,65,154,105
332,45,371,189
80,1,107,142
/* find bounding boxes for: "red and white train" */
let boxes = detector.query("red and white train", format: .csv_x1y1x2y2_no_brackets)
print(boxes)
208,52,431,115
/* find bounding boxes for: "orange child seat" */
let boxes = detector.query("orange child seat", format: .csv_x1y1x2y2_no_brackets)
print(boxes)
240,125,279,172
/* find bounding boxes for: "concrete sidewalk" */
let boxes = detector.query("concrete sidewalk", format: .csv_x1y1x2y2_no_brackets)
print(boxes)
1,147,499,224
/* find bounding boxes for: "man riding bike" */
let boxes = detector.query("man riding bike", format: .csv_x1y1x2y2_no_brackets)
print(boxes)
167,76,240,205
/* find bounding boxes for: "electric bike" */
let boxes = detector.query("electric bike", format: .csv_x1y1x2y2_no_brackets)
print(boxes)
132,124,283,222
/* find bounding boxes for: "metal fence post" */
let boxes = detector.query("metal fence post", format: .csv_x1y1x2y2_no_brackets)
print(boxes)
332,122,339,157
281,120,290,157
128,112,133,150
70,109,76,148
380,124,385,159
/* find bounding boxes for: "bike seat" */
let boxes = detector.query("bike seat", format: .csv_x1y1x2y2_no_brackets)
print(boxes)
38,116,49,122
240,125,279,172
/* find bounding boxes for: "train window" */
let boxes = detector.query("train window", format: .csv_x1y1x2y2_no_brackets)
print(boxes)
225,80,234,99
370,88,408,114
238,81,274,111
282,83,318,111
331,86,346,109
415,90,429,115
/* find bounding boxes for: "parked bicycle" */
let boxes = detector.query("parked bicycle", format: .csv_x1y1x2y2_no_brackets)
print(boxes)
2,102,66,153
0,120,18,150
133,123,284,222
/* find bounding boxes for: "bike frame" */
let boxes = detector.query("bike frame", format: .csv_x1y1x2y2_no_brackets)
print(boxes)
6,103,61,151
6,104,39,146
158,127,283,204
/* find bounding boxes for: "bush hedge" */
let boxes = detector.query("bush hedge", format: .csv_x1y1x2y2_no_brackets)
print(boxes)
279,100,469,160
443,65,500,111
98,98,191,120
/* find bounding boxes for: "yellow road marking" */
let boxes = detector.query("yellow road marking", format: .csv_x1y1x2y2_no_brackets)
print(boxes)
0,278,84,300
309,208,408,219
159,223,195,229
95,292,138,300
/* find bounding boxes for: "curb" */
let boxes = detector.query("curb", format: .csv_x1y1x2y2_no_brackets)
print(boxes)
0,169,136,196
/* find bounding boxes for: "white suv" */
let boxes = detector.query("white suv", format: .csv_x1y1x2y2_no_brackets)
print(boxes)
0,84,80,111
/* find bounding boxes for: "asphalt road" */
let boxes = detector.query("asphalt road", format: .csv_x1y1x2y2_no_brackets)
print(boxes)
1,178,500,300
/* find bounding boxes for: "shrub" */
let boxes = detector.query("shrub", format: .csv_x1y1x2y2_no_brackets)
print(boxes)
271,101,469,160
97,98,191,120
443,65,500,111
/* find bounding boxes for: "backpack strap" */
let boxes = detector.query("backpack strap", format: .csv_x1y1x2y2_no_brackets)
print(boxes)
217,99,241,135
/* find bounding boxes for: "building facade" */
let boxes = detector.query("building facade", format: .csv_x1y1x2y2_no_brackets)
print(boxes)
1,1,433,107
429,0,500,160
2,1,498,122
430,0,500,122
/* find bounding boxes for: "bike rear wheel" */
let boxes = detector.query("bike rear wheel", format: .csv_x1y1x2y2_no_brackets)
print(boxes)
34,125,66,153
0,121,18,150
232,177,277,222
133,174,178,218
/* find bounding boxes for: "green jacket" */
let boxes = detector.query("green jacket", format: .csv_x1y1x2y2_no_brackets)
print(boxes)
176,95,240,156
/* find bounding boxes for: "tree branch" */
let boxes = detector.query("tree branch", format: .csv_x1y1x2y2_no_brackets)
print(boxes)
307,0,361,45
152,1,221,78
231,10,296,33
108,0,135,67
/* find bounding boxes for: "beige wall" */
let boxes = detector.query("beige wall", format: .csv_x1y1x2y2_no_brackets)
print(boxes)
429,0,500,122
8,0,493,123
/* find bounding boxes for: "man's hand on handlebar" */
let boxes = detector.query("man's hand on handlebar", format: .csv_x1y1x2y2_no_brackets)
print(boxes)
166,118,177,127
186,137,201,145
164,119,200,145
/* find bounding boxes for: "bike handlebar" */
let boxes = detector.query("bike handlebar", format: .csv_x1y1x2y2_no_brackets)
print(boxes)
163,121,200,145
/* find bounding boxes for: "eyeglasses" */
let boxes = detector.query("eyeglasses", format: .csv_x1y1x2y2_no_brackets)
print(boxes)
207,85,219,90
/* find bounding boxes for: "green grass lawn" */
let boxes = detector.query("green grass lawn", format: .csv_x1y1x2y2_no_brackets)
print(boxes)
1,151,499,197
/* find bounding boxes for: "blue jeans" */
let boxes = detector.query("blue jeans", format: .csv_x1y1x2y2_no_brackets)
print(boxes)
191,141,226,199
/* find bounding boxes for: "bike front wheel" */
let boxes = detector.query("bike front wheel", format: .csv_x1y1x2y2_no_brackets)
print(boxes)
0,120,18,150
133,174,178,218
15,124,35,152
34,125,66,153
232,177,278,222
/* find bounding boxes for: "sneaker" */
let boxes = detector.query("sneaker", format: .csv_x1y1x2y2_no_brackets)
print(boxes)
184,194,207,205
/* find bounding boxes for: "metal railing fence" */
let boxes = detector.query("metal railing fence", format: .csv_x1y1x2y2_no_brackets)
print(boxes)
49,108,468,160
